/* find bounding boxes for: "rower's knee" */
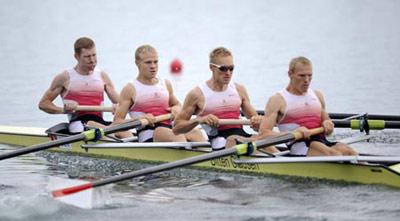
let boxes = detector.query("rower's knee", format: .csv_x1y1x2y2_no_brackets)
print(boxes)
154,127,186,142
185,128,207,142
335,143,358,156
225,135,240,148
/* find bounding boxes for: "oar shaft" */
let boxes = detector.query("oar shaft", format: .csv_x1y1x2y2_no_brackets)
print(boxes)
330,113,400,121
0,133,86,160
82,142,211,149
75,105,113,112
102,114,171,134
0,114,171,161
219,119,251,125
253,111,400,121
333,120,400,129
234,156,400,164
91,127,324,188
52,148,237,197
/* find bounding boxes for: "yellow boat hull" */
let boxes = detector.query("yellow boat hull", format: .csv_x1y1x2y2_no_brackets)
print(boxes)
1,125,400,188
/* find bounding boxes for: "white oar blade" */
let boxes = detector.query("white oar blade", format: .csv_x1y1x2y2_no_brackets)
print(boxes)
47,177,93,209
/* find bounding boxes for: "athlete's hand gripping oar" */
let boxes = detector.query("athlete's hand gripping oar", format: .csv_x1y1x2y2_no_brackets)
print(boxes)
0,114,171,161
51,127,324,199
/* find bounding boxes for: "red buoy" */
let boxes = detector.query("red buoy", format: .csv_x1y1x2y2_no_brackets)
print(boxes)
170,59,183,74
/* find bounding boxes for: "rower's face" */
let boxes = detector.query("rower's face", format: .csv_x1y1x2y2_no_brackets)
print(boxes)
210,55,234,85
289,63,313,93
76,47,97,71
136,52,158,79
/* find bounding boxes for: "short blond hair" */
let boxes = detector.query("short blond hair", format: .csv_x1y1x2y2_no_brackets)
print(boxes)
289,56,312,72
74,37,95,55
209,47,233,63
135,45,157,61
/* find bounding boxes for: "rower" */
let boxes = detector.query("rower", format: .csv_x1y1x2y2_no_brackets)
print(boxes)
112,45,206,142
38,37,119,134
172,47,278,153
258,56,358,156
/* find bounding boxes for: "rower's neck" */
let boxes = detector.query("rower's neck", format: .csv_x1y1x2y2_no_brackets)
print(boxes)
286,85,307,95
207,79,228,92
137,76,158,85
74,66,91,75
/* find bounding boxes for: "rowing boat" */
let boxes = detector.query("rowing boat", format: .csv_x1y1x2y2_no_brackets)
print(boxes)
1,124,400,189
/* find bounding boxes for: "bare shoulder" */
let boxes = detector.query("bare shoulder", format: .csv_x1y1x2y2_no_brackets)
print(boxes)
233,82,247,93
265,92,285,114
181,86,204,115
164,78,172,86
164,79,174,91
313,89,325,103
268,92,284,105
51,71,69,87
100,71,113,82
120,82,134,96
314,89,324,97
187,86,203,101
55,70,69,80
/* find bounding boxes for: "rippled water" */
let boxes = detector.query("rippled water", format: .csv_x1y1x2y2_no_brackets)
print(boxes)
2,136,400,221
1,0,400,220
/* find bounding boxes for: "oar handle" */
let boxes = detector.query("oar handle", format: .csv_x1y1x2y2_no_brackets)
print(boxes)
75,105,113,112
218,119,251,125
138,114,172,126
292,127,325,140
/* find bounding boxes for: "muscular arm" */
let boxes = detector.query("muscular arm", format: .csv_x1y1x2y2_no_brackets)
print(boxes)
172,88,203,134
235,83,262,130
38,72,69,114
165,80,181,118
235,83,258,118
258,93,285,138
315,90,333,135
113,83,134,124
101,72,119,104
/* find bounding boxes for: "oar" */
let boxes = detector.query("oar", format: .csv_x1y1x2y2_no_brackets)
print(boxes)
218,119,251,125
75,105,113,112
0,114,171,161
232,117,400,130
332,119,400,129
329,113,400,121
51,127,324,198
252,110,400,121
81,142,211,149
233,155,400,164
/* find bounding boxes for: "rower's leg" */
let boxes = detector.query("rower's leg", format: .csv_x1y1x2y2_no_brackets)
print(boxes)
332,142,358,156
225,135,245,148
307,142,342,156
185,128,208,142
86,121,105,129
153,127,186,142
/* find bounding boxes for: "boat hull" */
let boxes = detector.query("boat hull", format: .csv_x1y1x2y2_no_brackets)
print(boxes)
1,125,400,188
